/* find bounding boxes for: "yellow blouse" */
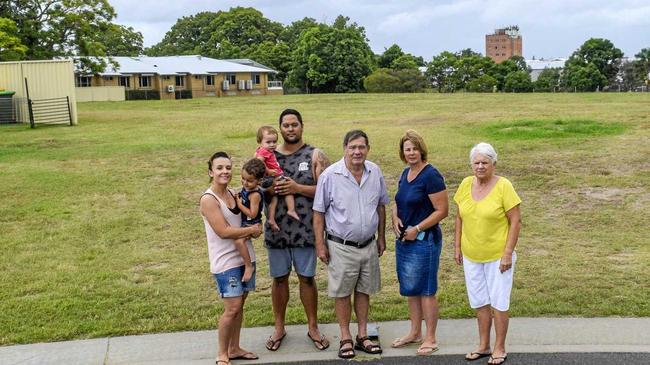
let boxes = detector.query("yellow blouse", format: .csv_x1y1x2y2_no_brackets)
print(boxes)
454,176,521,262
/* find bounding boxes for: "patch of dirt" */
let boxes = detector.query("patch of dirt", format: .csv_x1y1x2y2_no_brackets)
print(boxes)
583,187,629,201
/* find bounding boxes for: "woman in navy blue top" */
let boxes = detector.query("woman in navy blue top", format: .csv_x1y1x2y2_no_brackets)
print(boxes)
390,129,449,356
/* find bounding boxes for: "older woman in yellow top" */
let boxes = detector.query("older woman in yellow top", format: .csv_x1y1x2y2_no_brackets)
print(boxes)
453,142,521,365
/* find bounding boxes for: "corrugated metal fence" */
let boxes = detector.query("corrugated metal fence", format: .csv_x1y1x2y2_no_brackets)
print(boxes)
0,59,77,126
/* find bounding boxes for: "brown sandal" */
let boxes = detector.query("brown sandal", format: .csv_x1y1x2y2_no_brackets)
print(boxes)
355,335,382,354
307,332,330,350
265,332,286,351
338,339,356,359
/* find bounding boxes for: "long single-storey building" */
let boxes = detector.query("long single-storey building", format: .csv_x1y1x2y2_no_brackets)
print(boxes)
74,55,283,100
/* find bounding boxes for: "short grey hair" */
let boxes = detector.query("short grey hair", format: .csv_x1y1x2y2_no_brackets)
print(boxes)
470,142,498,164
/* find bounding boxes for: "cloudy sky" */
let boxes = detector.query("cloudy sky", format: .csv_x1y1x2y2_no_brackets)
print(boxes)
111,0,649,59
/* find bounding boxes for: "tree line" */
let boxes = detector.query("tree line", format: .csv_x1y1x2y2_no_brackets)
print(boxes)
1,2,648,93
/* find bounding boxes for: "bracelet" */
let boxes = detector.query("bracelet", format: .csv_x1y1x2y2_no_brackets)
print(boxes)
416,225,421,232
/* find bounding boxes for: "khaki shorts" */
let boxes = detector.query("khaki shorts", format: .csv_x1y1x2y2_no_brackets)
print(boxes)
326,238,381,298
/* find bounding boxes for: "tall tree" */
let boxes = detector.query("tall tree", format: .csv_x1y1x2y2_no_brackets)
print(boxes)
206,7,284,59
280,17,318,47
534,68,562,92
1,0,117,72
563,63,607,92
635,48,650,82
287,16,374,93
565,38,623,86
378,44,404,68
426,51,458,92
0,17,27,61
145,12,218,56
99,24,143,56
391,54,419,70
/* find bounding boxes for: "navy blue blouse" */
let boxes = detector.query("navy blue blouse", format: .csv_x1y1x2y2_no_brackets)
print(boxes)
395,164,446,241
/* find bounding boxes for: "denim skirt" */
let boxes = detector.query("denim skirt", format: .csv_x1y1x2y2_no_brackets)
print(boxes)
395,234,442,296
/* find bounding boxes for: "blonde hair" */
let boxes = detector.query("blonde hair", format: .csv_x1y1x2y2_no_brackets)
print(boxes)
399,129,428,163
257,125,278,143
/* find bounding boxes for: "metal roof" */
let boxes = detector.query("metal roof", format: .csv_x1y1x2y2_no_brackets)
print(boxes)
525,58,567,70
79,55,277,75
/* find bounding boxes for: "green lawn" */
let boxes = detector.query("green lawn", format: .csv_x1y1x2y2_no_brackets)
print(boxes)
1,93,648,345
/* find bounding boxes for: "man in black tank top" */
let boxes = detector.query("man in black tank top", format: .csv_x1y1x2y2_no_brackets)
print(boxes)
263,109,332,352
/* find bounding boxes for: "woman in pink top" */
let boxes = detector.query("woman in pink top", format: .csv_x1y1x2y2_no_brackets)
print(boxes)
255,126,299,231
200,151,263,364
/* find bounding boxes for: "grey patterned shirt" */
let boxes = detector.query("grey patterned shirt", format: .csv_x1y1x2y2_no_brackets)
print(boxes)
264,144,316,249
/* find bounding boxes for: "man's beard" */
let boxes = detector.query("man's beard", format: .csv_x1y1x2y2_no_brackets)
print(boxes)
283,135,301,145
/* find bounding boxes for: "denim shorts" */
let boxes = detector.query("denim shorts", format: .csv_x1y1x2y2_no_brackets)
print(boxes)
267,246,316,278
213,263,256,298
395,234,442,296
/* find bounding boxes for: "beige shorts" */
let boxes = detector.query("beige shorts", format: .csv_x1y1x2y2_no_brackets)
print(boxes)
326,238,381,298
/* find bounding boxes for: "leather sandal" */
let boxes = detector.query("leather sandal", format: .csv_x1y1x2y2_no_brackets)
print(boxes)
338,339,355,359
354,335,382,354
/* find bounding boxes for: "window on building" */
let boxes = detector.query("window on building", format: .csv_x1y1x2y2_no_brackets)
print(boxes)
119,76,130,88
139,76,152,88
252,73,261,84
226,74,236,84
76,76,92,87
175,75,184,87
206,75,215,86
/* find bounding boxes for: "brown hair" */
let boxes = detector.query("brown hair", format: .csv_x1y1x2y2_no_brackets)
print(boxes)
207,151,231,182
399,129,428,163
257,125,278,143
242,158,266,180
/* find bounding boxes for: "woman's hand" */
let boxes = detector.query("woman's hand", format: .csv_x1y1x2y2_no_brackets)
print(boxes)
454,245,463,265
402,226,418,241
499,252,513,273
392,217,403,237
249,223,263,238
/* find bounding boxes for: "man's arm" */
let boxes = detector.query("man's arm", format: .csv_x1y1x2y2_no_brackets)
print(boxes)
313,211,329,264
376,204,386,257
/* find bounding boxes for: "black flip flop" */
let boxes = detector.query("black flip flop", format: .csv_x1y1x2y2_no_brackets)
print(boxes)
465,351,492,361
229,352,259,360
488,355,508,364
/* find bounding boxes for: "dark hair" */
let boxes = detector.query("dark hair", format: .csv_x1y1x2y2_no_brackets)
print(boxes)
208,151,230,182
279,108,303,126
257,125,278,143
343,129,369,147
242,158,266,180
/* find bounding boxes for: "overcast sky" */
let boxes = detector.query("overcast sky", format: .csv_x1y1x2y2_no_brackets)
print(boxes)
111,0,649,59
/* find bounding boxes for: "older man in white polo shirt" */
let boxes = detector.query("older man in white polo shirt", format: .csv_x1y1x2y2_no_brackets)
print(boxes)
313,129,390,359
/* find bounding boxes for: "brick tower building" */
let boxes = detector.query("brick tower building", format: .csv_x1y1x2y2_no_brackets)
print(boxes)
486,26,522,63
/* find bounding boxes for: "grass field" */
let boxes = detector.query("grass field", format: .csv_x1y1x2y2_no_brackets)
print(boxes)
1,93,648,345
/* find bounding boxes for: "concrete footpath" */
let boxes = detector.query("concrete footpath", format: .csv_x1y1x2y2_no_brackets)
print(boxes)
1,318,649,365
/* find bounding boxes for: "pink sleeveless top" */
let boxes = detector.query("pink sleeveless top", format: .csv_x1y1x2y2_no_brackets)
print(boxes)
201,188,256,274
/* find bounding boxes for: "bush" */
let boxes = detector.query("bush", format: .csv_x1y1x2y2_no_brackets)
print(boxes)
125,90,161,100
467,74,497,92
534,68,562,92
504,71,533,92
364,68,427,93
175,90,193,99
